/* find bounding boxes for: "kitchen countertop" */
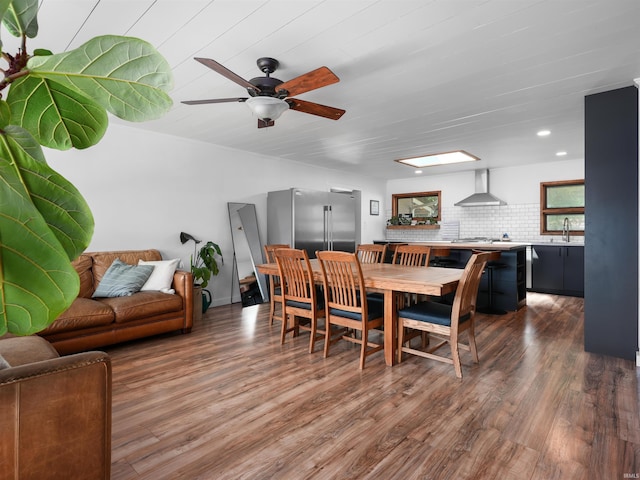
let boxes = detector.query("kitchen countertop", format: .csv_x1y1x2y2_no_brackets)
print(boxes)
377,240,584,250
409,241,527,251
529,241,584,246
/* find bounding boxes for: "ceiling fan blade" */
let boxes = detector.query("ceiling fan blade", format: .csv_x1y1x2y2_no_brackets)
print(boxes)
258,119,275,129
181,97,248,105
287,98,345,120
277,66,339,97
194,57,260,93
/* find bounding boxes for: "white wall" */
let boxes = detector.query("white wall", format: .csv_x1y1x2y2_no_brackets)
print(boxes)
385,159,584,242
46,124,387,306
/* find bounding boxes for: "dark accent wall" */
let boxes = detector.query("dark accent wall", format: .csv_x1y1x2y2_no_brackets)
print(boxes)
584,85,638,360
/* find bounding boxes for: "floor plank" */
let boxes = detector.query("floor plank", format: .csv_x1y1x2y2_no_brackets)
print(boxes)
105,293,640,479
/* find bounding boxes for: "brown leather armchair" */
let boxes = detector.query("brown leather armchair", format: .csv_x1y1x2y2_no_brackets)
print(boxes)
0,336,111,480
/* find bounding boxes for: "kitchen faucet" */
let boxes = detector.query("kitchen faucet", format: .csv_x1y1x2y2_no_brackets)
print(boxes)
562,217,570,242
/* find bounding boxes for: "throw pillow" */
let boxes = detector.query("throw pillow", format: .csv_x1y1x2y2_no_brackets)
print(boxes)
138,258,180,292
92,259,154,298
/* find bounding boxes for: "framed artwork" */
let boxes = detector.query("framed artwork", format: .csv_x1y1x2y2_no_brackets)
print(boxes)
370,200,380,216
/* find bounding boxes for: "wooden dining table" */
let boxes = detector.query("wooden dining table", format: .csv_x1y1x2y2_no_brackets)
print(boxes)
256,259,463,366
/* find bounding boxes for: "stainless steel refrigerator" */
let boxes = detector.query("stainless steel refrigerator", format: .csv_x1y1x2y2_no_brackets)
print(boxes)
267,188,360,258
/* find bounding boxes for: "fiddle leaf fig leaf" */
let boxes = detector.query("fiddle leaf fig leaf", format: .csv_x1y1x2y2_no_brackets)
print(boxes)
0,0,12,48
0,126,92,336
33,48,53,56
0,99,11,127
3,0,38,38
7,75,108,150
0,125,94,260
27,35,174,121
0,0,12,32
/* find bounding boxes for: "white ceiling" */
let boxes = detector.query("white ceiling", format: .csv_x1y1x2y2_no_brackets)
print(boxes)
6,0,640,179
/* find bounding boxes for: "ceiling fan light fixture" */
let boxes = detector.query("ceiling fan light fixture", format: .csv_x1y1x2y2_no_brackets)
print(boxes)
245,96,289,121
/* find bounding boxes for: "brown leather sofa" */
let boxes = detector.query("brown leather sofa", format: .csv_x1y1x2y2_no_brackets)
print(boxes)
39,249,194,355
0,336,111,480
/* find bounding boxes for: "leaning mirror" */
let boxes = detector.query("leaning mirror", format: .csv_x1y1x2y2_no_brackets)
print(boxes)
227,203,268,306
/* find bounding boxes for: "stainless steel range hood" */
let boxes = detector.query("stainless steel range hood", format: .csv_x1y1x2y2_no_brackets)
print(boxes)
455,169,506,207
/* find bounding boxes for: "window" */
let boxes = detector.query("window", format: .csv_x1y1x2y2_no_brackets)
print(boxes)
540,179,584,235
391,191,441,225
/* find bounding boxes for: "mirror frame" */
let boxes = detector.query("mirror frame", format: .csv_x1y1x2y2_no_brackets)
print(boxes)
391,191,441,224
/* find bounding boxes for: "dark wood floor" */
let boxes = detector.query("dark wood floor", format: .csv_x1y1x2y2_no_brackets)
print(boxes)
105,293,639,480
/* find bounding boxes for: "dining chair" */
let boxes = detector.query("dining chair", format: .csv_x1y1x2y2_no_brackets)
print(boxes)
356,243,388,305
392,244,432,266
263,244,290,325
392,244,434,309
356,243,387,264
316,250,384,370
274,248,326,353
396,251,491,378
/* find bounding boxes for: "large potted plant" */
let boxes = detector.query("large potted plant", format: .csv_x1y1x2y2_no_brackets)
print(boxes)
180,232,223,320
0,1,173,337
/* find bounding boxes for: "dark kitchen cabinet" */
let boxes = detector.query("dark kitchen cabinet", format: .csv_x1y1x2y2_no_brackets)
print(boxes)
563,246,584,294
530,245,584,297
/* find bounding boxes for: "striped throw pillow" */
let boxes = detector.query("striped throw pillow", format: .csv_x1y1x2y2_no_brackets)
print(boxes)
92,259,154,298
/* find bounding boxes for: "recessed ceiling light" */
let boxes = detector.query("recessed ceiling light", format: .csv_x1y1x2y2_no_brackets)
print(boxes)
414,169,423,174
556,151,567,156
395,150,480,168
537,130,551,137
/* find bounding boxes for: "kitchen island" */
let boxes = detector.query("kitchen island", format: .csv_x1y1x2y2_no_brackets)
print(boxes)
374,240,527,312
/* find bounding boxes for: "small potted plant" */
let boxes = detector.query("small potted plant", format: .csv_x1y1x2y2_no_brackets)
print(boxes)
192,241,223,285
180,233,223,319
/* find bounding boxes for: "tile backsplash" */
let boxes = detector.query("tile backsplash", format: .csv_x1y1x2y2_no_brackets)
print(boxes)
385,203,574,243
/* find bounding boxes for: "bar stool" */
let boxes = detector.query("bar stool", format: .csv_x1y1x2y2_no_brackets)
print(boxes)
476,251,507,315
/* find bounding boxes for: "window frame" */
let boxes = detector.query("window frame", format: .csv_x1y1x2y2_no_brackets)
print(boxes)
392,191,441,224
540,179,585,236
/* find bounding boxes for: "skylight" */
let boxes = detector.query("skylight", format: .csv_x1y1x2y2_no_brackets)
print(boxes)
395,150,480,168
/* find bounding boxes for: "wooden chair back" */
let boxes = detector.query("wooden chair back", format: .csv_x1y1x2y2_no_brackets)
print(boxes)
316,250,384,369
452,251,492,322
263,244,289,325
264,244,290,263
392,244,432,266
317,250,367,316
274,248,325,352
356,244,387,264
274,248,318,309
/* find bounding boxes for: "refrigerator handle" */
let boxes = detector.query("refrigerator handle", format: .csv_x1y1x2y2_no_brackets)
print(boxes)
327,204,333,250
323,205,330,251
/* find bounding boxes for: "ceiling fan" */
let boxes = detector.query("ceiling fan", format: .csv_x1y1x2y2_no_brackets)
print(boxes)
182,57,346,128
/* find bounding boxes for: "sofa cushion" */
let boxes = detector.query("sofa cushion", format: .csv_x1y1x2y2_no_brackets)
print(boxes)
41,298,115,335
72,254,94,298
99,291,183,323
92,259,154,298
91,250,162,286
139,258,180,292
0,336,60,366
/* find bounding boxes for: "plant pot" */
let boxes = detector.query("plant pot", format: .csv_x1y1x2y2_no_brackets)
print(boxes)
202,289,212,313
193,285,203,323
